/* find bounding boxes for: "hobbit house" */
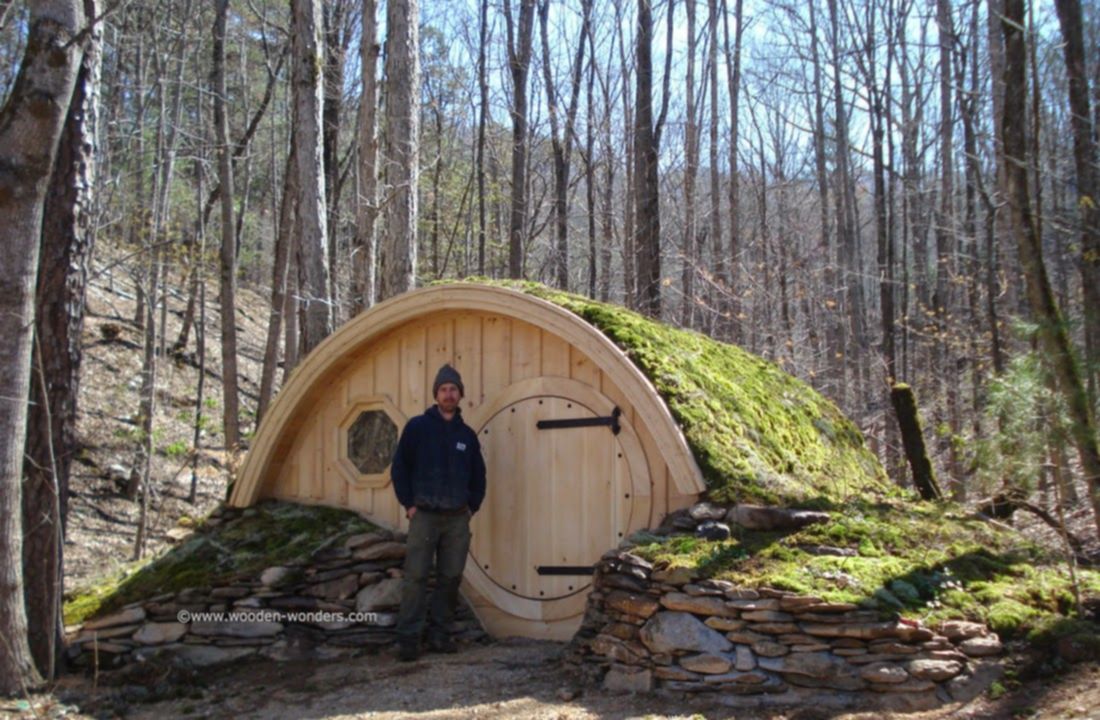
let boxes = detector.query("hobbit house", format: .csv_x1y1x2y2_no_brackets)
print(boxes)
225,282,885,639
66,281,1021,708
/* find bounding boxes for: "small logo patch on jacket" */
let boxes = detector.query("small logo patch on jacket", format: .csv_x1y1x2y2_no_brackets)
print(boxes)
456,442,467,451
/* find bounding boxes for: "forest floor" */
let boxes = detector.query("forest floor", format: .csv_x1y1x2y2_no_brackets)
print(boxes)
4,249,1098,719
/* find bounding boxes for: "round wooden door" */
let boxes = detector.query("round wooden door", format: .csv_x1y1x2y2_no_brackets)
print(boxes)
467,378,650,622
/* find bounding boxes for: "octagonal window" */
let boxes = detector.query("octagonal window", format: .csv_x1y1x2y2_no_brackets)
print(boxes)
347,410,399,475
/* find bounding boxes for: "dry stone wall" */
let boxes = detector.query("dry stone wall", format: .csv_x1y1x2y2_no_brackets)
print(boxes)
566,546,1004,711
66,514,484,670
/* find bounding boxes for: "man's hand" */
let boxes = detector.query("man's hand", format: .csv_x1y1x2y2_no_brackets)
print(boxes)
406,506,417,520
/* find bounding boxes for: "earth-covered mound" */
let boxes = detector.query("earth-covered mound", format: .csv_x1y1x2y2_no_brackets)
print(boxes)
466,279,889,506
65,501,378,626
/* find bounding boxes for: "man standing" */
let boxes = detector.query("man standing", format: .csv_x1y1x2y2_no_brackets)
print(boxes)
391,364,486,661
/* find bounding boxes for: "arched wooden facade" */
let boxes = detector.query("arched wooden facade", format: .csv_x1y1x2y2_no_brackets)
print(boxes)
229,284,705,639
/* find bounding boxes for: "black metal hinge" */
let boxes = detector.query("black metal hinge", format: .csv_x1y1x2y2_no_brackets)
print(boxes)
536,406,621,435
536,565,595,576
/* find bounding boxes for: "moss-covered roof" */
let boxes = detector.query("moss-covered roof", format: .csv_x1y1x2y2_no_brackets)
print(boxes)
628,498,1100,641
65,501,378,626
459,279,890,506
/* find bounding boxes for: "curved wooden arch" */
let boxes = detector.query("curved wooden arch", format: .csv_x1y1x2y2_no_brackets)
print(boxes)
229,284,704,507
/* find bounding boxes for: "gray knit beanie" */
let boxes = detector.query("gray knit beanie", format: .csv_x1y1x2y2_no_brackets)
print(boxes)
433,364,464,397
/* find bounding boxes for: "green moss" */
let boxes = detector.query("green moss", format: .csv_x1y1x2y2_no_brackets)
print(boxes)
456,279,890,505
629,499,1098,638
64,501,378,626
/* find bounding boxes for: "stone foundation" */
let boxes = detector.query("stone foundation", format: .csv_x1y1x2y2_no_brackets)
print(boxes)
566,547,1004,711
66,512,485,670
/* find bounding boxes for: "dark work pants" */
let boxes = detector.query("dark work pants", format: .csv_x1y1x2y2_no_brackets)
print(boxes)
395,509,472,644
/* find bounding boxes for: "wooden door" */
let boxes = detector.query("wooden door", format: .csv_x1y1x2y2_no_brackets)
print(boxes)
466,377,649,622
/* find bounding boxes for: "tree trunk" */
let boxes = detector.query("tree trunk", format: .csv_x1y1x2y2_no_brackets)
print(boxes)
293,0,333,349
891,384,943,501
213,0,241,458
634,0,663,318
352,0,379,312
680,0,698,328
722,0,744,341
1001,0,1100,540
504,0,536,279
21,0,99,679
1053,0,1100,408
377,0,419,301
0,0,83,695
258,140,298,425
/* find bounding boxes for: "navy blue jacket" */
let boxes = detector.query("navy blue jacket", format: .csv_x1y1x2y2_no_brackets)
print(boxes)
391,405,486,513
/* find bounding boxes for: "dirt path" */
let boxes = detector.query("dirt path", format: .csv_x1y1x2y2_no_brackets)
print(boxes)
9,637,1091,720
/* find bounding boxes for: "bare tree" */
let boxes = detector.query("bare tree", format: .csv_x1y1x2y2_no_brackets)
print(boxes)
1000,0,1100,539
352,0,379,312
504,0,536,279
634,0,674,318
1053,0,1100,406
293,0,334,349
213,0,241,456
0,0,84,695
377,0,420,300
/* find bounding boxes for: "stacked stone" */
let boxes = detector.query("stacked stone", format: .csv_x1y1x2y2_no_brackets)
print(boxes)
569,548,1003,710
67,523,485,670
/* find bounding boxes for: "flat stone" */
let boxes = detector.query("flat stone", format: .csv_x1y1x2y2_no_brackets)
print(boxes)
735,645,756,670
590,634,648,665
748,622,801,635
800,621,914,640
831,638,866,648
76,624,141,642
790,644,831,653
602,573,648,593
659,592,737,617
833,647,869,656
696,521,731,541
727,505,829,531
726,598,779,611
344,530,393,550
939,620,986,641
778,596,825,611
724,589,760,600
354,541,406,561
907,658,965,681
132,622,187,645
689,501,729,521
210,587,250,599
778,633,818,644
869,641,920,655
785,671,867,692
726,630,769,645
84,607,146,630
358,571,385,586
603,665,653,693
639,611,732,654
604,622,640,641
650,566,695,585
654,666,702,681
84,641,131,654
846,652,909,665
605,591,660,619
304,573,360,600
758,651,849,679
355,578,404,612
682,583,726,597
947,659,1004,703
742,610,794,622
798,602,860,614
704,617,745,632
751,641,789,658
680,654,730,675
861,663,910,684
189,621,283,638
702,670,771,685
959,635,1002,657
